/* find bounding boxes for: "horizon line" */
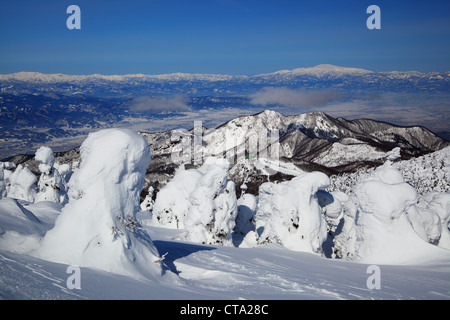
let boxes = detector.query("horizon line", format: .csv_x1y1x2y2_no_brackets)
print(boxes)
1,64,449,78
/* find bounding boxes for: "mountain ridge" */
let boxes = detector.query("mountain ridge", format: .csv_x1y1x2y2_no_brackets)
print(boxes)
1,64,447,82
2,64,448,100
5,110,449,198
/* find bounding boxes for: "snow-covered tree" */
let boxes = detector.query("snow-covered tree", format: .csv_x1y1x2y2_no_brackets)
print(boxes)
140,186,155,212
332,161,448,264
34,146,68,205
152,169,203,228
183,158,238,245
35,128,162,278
5,164,37,202
386,146,401,162
154,157,238,245
255,171,330,254
54,163,73,185
415,192,450,249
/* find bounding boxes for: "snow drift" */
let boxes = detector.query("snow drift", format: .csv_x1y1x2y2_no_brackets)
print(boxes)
35,128,162,279
0,198,45,253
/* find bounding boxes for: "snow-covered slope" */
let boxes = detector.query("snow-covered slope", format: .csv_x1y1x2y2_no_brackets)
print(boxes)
1,215,449,300
1,128,450,300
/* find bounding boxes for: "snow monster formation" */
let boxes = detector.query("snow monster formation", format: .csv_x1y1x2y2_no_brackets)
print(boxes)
255,171,331,253
333,160,450,264
152,157,238,245
34,146,68,205
35,128,162,279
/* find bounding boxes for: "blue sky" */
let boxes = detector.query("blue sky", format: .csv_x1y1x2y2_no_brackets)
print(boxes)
1,0,449,75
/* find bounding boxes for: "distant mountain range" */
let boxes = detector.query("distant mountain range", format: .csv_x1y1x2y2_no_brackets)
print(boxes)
1,64,449,161
1,64,449,97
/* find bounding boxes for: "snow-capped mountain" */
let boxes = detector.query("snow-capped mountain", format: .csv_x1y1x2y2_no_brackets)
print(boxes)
140,110,447,194
7,110,448,199
1,64,449,97
2,65,450,301
253,64,373,79
2,64,448,160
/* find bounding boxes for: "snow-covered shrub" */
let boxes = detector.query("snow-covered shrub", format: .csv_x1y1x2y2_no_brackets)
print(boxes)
183,158,238,245
327,167,374,195
333,161,449,264
35,128,162,278
5,164,37,202
255,171,330,254
34,146,68,205
328,147,450,197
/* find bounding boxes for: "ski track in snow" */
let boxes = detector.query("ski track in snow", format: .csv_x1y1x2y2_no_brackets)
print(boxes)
0,252,85,300
1,168,450,300
143,226,450,300
1,229,450,300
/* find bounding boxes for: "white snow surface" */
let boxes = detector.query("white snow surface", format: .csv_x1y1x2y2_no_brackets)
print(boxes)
312,142,387,167
1,210,450,300
0,135,450,300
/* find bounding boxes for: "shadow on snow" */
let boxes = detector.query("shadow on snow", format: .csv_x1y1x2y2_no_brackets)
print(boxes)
153,240,215,275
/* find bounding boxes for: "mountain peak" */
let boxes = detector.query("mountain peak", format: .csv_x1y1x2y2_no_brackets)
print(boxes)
292,64,373,75
253,64,373,78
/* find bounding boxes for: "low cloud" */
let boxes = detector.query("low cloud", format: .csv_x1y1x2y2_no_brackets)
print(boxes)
249,87,341,107
128,95,191,112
